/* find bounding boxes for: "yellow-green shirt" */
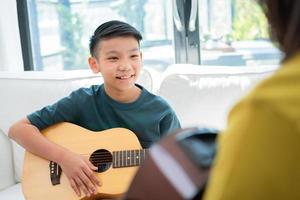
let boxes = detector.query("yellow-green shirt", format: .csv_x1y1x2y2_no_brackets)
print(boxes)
204,52,300,200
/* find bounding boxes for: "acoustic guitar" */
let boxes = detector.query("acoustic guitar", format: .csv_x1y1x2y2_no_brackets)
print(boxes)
22,122,146,200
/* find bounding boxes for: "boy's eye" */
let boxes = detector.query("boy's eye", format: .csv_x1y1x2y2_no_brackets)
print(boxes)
131,55,139,58
108,57,118,61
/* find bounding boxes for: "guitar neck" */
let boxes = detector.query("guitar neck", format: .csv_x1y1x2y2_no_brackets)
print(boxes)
112,149,146,168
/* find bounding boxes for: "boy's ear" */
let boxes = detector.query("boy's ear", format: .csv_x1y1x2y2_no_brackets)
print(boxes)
88,57,100,73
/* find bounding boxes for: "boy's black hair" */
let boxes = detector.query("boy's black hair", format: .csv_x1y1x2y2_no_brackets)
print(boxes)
89,20,143,57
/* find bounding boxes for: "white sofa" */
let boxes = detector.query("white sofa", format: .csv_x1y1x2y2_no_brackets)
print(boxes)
0,65,276,199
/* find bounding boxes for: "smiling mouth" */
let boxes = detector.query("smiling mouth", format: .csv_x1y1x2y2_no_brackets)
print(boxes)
116,74,135,80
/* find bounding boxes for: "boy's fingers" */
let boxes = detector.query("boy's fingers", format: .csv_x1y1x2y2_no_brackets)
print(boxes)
79,171,96,195
70,178,81,197
87,159,98,171
86,163,101,187
91,173,101,188
86,160,101,187
74,177,90,197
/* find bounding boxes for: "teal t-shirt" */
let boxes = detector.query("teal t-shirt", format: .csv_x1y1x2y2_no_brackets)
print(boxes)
27,84,181,148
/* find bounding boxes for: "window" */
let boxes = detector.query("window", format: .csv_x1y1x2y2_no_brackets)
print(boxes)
18,0,281,71
199,0,282,66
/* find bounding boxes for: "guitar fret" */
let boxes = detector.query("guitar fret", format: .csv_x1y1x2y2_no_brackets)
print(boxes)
113,151,116,168
122,150,124,167
133,150,136,166
124,151,126,167
140,150,144,164
126,150,129,167
129,150,131,166
126,150,128,167
135,150,138,165
114,151,117,168
128,150,130,167
113,152,115,167
121,150,123,167
123,151,125,167
124,150,126,167
116,151,118,168
138,149,141,165
117,151,120,168
137,150,139,165
130,150,133,166
119,151,122,167
123,150,125,167
123,150,126,167
135,150,139,165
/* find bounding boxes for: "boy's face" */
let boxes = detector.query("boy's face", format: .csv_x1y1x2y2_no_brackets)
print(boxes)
89,36,142,93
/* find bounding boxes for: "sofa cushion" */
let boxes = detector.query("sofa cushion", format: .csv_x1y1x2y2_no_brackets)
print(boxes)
0,183,24,200
0,129,15,190
158,64,277,129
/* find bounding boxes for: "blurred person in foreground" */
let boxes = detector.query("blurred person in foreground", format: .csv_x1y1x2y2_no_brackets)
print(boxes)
204,0,300,199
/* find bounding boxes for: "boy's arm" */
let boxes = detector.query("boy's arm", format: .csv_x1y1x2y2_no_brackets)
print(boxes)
8,118,101,197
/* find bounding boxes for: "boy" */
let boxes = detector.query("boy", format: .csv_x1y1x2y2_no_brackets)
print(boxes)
9,20,181,198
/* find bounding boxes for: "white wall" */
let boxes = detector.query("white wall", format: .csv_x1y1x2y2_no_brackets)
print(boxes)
0,0,23,71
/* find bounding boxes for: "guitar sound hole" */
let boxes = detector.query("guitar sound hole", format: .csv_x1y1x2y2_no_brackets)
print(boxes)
89,149,112,173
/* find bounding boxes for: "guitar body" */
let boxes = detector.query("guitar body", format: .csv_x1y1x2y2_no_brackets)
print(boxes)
22,123,142,200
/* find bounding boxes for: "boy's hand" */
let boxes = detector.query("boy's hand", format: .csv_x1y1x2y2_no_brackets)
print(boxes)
58,151,101,197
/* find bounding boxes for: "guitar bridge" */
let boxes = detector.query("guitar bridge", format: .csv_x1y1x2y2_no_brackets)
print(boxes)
49,161,62,185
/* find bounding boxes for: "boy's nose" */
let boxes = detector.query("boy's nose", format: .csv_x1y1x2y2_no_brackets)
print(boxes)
118,61,131,71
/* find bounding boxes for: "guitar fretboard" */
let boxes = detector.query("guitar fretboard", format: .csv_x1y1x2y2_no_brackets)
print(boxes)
113,149,146,168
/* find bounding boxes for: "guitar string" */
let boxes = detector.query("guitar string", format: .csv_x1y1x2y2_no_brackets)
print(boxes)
82,155,143,161
88,154,145,159
88,161,142,165
84,152,146,163
88,159,144,163
88,154,145,158
88,160,145,164
78,150,145,156
83,156,143,164
88,154,146,160
87,153,143,156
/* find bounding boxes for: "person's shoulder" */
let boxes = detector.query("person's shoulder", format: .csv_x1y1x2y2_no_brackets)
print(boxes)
137,84,174,110
229,65,300,124
253,54,300,101
66,85,102,104
143,88,169,106
71,85,102,96
154,94,170,107
251,64,300,104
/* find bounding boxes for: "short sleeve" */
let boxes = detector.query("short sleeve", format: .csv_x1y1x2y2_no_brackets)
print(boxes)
27,91,80,130
159,110,181,136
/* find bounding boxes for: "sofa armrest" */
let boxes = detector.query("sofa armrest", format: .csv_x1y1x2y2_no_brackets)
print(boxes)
0,129,15,191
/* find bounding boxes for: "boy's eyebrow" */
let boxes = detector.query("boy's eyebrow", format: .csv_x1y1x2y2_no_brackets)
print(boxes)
105,48,140,55
128,48,140,52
